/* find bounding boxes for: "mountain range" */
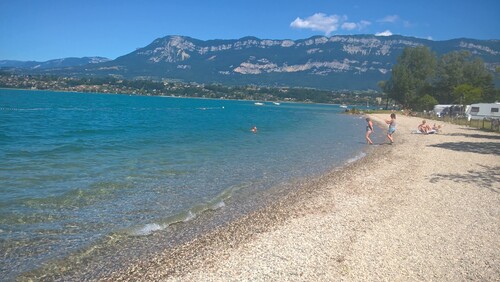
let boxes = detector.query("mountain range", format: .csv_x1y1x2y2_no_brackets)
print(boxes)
2,35,499,90
0,57,110,70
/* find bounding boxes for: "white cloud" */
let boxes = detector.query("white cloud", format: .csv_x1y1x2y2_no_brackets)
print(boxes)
341,20,371,31
290,13,344,35
291,13,371,35
358,20,371,29
378,15,400,23
375,30,393,36
341,22,357,31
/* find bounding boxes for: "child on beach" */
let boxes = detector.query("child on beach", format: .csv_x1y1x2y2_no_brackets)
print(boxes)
385,113,396,144
365,117,374,145
432,123,442,132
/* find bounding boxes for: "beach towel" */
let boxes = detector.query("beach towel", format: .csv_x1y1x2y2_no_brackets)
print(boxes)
411,129,437,134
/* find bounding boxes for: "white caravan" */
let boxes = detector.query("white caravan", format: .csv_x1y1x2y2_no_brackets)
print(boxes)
465,102,500,120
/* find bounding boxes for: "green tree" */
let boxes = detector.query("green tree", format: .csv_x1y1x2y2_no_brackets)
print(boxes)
453,84,482,105
463,57,495,102
388,46,436,109
434,51,494,103
414,94,438,111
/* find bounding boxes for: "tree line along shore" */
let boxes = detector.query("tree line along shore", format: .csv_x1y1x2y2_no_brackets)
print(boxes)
379,47,499,112
0,72,382,106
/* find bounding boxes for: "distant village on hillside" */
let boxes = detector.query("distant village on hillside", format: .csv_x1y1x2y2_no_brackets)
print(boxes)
0,73,384,106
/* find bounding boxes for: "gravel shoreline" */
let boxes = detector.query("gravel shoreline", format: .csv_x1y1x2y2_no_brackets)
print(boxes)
108,114,499,281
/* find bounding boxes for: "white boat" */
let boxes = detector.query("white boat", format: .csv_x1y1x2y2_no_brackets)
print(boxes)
340,104,348,109
254,102,264,106
273,102,281,105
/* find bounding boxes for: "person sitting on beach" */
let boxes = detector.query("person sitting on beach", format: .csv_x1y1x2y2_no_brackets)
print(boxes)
432,123,442,132
416,120,440,134
417,120,432,133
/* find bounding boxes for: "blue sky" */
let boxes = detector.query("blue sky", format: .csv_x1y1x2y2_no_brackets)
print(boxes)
1,0,499,61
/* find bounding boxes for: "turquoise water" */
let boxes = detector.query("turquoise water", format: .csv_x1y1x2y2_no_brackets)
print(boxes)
0,89,368,279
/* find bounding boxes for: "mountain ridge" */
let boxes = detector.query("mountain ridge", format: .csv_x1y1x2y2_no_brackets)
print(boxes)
0,57,110,70
2,35,499,90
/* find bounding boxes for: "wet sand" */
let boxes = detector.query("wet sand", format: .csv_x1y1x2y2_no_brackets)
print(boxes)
108,114,500,281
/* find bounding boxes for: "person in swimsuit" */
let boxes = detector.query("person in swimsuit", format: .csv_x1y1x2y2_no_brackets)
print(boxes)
385,113,396,144
417,120,432,133
365,117,374,145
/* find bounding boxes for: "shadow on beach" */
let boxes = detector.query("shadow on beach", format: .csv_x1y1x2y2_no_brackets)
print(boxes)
428,164,500,193
428,141,500,156
445,132,500,140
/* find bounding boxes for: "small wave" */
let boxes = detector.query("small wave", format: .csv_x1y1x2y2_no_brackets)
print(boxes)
126,199,226,237
345,152,367,164
209,200,225,210
0,107,51,111
183,211,196,222
58,107,101,111
127,209,196,237
124,182,257,237
130,223,165,236
15,144,87,156
196,106,225,111
7,144,88,157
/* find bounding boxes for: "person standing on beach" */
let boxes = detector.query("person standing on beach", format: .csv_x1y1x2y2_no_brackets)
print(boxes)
385,113,396,144
365,117,374,145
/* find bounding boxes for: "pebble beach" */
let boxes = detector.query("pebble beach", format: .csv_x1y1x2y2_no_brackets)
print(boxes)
106,113,499,281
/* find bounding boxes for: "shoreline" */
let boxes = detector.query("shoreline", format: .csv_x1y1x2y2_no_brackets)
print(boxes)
105,113,499,281
0,87,371,107
21,134,375,281
95,141,387,281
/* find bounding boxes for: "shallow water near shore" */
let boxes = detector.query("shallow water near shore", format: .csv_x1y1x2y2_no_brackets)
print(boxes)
0,89,372,279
